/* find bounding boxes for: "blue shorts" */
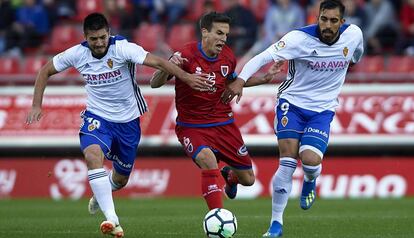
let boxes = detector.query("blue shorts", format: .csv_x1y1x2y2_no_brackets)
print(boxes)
79,111,141,176
274,98,335,157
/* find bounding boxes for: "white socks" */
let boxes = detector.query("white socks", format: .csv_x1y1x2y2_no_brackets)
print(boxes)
271,157,297,225
88,168,119,224
302,164,322,182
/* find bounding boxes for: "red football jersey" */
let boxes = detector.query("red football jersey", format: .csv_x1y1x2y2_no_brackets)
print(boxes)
175,42,237,126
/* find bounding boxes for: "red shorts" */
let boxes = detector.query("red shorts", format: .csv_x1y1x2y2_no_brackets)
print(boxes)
175,123,252,169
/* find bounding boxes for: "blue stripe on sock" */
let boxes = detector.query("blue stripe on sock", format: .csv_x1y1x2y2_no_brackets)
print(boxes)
302,167,319,173
280,161,297,167
88,171,107,181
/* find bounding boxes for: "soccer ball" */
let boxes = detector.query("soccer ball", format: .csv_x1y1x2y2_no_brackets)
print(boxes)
203,208,237,238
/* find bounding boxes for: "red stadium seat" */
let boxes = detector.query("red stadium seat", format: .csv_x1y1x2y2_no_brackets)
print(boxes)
0,57,20,74
184,0,225,21
386,56,414,73
167,24,196,51
47,25,84,54
75,0,105,22
133,24,165,52
248,0,270,22
351,56,385,73
184,0,205,21
22,56,50,75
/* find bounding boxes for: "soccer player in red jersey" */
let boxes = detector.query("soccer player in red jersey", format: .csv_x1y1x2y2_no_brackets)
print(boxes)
151,12,283,210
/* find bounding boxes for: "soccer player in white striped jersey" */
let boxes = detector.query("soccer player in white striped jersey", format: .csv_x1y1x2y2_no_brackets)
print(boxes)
26,13,211,237
222,0,364,237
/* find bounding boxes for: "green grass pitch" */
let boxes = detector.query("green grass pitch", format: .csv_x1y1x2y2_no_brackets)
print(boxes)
1,197,413,237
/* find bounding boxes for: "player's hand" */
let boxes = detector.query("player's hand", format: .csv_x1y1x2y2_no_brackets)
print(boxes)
221,78,245,104
169,52,188,67
26,106,42,124
183,73,213,91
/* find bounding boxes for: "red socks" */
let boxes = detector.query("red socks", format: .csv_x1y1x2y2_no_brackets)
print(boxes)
201,169,223,210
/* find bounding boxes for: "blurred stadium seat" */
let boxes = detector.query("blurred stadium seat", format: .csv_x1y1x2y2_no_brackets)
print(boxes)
75,0,105,22
184,0,205,21
351,56,385,73
47,25,84,54
22,56,50,75
246,0,269,22
386,56,414,73
167,24,196,51
0,57,20,75
133,24,165,52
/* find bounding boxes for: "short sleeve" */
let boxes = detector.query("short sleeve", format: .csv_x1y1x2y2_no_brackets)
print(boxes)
117,40,149,65
351,26,364,64
52,45,78,72
265,31,305,61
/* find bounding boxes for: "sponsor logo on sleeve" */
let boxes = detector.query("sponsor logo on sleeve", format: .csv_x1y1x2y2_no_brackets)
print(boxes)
274,41,286,51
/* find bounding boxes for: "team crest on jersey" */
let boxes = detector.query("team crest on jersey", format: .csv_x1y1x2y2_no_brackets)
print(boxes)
221,65,229,77
343,47,349,57
107,59,113,69
88,124,96,131
237,145,248,156
281,116,288,127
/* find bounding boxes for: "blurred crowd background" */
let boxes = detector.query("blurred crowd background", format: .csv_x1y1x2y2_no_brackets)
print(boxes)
0,0,413,84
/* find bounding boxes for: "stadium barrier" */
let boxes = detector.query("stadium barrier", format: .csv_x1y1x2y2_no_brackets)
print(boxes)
0,157,412,199
0,85,414,148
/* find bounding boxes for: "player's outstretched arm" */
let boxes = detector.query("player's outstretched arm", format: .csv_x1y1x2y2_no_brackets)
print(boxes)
150,52,188,88
144,53,212,91
221,49,274,104
150,70,171,88
26,60,58,124
244,61,284,87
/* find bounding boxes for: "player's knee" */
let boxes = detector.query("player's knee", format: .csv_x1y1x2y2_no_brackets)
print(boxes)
278,139,300,158
83,145,104,169
195,148,218,169
300,150,322,166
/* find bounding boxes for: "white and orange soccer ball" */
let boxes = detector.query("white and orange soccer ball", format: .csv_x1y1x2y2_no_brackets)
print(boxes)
203,208,237,238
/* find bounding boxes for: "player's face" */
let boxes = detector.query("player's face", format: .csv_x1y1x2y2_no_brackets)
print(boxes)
85,28,110,57
317,8,345,43
202,22,229,57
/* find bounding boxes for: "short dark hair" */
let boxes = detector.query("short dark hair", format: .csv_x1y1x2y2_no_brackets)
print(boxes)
83,13,109,33
199,12,231,32
319,0,345,18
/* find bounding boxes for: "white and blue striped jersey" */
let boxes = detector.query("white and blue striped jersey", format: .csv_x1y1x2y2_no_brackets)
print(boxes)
53,35,149,123
239,24,364,112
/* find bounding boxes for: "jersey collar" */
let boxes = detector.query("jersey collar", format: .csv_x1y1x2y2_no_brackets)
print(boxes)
197,42,218,62
297,24,350,46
